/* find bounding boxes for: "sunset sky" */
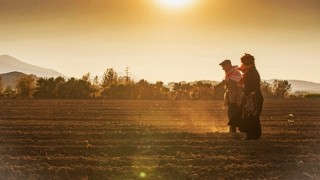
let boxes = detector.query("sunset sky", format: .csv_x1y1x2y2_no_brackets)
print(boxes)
0,0,319,83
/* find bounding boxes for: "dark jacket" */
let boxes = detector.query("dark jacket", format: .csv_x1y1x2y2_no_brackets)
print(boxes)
239,66,264,138
243,66,263,114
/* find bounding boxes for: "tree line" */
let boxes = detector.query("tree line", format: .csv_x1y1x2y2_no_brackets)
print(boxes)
0,68,294,99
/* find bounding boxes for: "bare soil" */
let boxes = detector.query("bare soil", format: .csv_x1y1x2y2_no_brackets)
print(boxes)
0,99,319,179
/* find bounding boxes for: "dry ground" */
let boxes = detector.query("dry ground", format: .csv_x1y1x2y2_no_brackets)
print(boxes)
0,99,319,179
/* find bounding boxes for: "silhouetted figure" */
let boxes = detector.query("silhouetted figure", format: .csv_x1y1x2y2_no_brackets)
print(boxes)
238,53,264,140
219,59,243,133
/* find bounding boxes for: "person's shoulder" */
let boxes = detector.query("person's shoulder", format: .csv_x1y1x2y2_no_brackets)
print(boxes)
249,66,259,74
234,69,242,74
253,67,260,75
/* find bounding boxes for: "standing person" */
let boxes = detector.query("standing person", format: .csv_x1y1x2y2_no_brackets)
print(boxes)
219,59,243,133
239,53,264,140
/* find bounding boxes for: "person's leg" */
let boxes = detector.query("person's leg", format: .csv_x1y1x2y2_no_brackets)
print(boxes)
245,116,261,140
251,97,263,139
228,103,239,132
229,125,236,133
254,116,261,139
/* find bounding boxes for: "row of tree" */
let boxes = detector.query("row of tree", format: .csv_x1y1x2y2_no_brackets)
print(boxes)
0,68,292,99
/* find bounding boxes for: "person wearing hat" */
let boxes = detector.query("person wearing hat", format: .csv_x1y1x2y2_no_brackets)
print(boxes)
219,59,243,133
238,53,264,140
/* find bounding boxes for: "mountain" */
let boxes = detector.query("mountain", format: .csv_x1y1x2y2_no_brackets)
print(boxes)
0,71,29,88
266,79,320,93
0,55,65,78
166,79,320,93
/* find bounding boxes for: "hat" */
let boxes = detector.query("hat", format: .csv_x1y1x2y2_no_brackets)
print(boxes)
219,59,232,66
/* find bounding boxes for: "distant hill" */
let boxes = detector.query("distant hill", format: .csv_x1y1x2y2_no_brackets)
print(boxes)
0,71,29,88
0,55,65,78
172,79,320,93
266,79,320,93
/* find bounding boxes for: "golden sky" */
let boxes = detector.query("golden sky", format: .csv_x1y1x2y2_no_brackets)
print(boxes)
1,0,319,83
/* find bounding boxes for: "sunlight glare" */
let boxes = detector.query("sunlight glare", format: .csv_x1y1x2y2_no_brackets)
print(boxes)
139,172,147,178
155,0,195,9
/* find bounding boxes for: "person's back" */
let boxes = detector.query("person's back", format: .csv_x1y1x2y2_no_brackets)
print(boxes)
219,60,243,133
226,71,243,106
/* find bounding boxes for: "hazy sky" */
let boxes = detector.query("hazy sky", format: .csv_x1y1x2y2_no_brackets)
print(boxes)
1,0,319,83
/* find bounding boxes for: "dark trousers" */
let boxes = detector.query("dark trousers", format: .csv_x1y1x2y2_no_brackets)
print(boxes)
245,98,263,139
245,116,261,139
228,103,239,132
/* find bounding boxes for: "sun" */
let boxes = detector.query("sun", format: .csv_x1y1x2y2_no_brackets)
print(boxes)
155,0,195,9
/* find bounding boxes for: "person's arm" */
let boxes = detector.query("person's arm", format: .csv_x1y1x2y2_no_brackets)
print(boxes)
214,80,226,91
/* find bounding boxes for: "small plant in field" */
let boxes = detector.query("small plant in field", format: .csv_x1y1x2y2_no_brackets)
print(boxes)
80,175,89,180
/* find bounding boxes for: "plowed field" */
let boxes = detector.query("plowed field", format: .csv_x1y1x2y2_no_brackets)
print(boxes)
0,100,319,179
